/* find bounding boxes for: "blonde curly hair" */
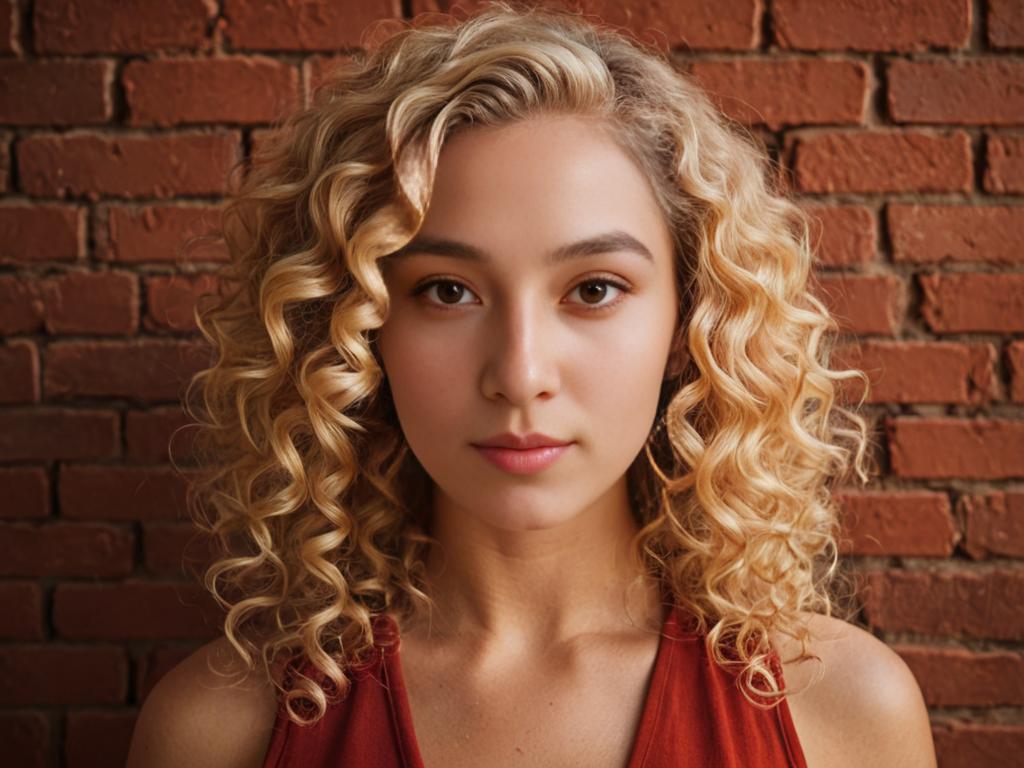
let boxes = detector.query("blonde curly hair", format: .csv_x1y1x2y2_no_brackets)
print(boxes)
181,0,871,726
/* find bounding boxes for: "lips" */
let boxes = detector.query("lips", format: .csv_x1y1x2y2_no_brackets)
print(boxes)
470,432,575,475
471,432,572,450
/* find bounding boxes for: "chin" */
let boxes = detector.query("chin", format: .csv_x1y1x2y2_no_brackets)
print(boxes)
460,491,583,533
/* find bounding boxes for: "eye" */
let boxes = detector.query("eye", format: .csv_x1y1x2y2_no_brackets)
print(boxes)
567,277,631,311
412,278,478,307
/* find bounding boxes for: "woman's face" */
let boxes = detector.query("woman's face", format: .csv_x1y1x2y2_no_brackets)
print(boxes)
376,114,680,532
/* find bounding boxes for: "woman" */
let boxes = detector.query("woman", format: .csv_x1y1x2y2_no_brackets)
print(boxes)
127,3,936,767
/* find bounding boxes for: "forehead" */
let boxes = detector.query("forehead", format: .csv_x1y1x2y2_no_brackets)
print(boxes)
409,115,672,261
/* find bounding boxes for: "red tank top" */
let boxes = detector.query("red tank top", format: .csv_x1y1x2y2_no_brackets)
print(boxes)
261,602,808,767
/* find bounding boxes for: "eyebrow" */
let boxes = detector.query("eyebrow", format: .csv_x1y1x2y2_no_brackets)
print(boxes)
385,229,655,265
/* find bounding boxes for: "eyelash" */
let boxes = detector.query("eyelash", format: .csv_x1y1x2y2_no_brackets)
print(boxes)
411,275,633,313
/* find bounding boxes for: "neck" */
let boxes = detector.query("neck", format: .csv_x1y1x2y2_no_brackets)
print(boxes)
403,476,665,654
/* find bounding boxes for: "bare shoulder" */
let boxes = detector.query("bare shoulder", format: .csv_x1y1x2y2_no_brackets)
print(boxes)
770,613,936,768
126,636,281,768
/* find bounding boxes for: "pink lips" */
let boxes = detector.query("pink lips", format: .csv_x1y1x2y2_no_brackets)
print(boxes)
471,432,574,475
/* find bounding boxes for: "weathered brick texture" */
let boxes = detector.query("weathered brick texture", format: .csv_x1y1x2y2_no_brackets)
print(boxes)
985,133,1024,193
0,60,112,125
17,132,241,199
790,130,973,194
414,0,764,49
773,0,970,52
920,273,1024,333
33,0,214,54
0,204,84,263
834,340,995,404
690,59,867,129
804,204,876,267
123,57,301,126
98,204,227,263
888,418,1024,479
889,59,1024,125
988,0,1024,48
837,490,957,556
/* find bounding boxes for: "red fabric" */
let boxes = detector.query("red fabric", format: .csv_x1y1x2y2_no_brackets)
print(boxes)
262,602,808,767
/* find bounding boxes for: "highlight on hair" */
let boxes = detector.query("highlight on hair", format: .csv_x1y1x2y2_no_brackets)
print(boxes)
181,0,872,724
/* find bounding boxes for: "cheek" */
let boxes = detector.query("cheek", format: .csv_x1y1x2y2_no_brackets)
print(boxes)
377,322,472,436
576,310,671,400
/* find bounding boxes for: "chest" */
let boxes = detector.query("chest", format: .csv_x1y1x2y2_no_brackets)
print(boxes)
396,635,662,768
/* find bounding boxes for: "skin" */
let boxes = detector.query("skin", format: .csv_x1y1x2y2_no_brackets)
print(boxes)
372,113,681,765
125,113,937,768
375,113,680,651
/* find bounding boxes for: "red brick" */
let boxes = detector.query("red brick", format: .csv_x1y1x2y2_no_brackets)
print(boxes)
890,205,1023,265
144,273,222,332
38,272,136,335
812,274,902,335
0,645,128,704
804,204,875,267
985,134,1024,193
889,60,1024,126
422,0,765,49
17,132,241,200
0,275,44,334
920,273,1024,333
125,57,300,127
988,0,1024,49
490,1,774,48
888,417,1024,480
0,60,111,125
126,407,198,464
99,204,227,263
0,272,136,335
1010,342,1024,403
44,339,210,402
773,0,969,52
833,341,994,404
0,713,49,768
0,0,18,55
304,54,356,103
961,492,1024,559
225,0,400,51
836,491,956,556
932,723,1024,768
0,582,44,639
690,59,866,129
59,465,191,521
0,340,39,403
39,270,138,334
0,522,133,578
0,204,84,263
897,646,1024,707
0,466,49,518
53,581,222,640
66,710,137,768
144,521,216,579
136,645,194,702
0,409,119,462
863,569,1024,640
34,0,213,54
790,131,971,194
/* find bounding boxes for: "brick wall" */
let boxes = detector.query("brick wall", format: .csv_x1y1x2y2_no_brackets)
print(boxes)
0,1,1021,766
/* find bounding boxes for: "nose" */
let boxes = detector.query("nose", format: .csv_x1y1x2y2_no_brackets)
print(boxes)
479,297,561,407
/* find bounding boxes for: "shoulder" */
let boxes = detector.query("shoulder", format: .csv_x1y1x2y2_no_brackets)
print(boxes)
126,636,281,768
770,613,936,768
